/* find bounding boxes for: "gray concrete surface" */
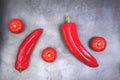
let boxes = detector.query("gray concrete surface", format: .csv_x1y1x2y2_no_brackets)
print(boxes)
0,0,120,80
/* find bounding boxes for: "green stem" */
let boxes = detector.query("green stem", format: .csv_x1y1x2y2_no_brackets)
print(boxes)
66,16,71,23
18,70,23,73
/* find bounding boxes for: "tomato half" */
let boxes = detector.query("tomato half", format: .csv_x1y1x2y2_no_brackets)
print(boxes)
41,47,57,63
9,19,24,33
90,37,107,52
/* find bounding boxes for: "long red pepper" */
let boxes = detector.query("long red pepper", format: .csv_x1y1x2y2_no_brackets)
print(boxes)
15,29,43,72
61,16,98,67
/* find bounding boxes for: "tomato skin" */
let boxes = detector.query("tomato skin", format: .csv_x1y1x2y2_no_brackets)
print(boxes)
41,47,57,63
90,37,107,52
9,19,24,33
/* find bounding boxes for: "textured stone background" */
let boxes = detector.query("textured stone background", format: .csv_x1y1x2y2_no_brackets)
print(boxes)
0,0,120,80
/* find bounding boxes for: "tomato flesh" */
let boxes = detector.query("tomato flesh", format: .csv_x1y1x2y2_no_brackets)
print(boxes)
41,47,56,63
9,19,24,33
90,37,107,52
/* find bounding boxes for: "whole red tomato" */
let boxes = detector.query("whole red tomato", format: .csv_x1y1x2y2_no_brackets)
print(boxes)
90,37,107,52
9,19,24,33
41,47,57,63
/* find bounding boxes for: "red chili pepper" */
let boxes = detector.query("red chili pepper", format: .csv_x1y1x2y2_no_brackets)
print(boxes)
61,16,98,67
15,29,43,72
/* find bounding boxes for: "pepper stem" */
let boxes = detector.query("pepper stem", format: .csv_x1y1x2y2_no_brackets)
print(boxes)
67,16,71,23
18,70,23,73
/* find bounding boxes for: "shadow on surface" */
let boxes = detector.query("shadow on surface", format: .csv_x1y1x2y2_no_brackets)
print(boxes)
0,0,7,78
